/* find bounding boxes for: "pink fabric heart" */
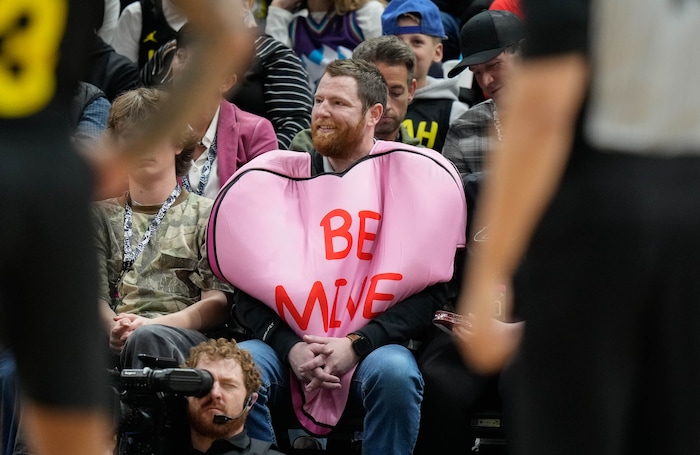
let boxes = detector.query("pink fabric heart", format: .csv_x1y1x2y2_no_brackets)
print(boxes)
207,141,466,434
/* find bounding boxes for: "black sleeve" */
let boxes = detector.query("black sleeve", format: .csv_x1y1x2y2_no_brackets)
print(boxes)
86,37,142,102
2,152,109,411
521,0,589,59
353,283,448,353
236,283,447,361
234,291,302,365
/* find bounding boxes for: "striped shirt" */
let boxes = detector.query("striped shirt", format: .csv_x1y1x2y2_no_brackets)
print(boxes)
252,34,313,149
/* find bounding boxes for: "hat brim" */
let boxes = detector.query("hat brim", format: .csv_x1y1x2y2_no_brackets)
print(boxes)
447,48,506,78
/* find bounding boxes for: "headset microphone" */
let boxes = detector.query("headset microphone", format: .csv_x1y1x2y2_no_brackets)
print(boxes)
213,414,234,424
213,394,254,425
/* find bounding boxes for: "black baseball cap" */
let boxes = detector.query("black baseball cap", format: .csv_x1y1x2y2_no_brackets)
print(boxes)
448,10,523,78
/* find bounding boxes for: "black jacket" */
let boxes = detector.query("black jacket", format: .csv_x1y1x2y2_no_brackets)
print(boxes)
85,36,141,101
191,432,284,455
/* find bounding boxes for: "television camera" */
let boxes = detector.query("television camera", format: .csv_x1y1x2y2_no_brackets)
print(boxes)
109,355,213,455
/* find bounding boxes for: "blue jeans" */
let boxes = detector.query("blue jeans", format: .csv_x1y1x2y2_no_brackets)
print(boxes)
239,339,423,455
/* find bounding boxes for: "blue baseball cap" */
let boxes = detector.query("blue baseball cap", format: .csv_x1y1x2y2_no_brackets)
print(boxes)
381,0,447,39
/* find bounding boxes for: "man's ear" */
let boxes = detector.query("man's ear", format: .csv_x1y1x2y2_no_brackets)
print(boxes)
367,103,384,126
408,78,417,103
249,392,259,408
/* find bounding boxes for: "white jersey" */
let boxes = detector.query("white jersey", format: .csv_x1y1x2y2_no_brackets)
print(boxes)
586,0,700,155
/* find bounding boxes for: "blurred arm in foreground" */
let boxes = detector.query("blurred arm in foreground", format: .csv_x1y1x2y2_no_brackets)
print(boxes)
89,0,254,200
19,2,252,455
455,54,589,373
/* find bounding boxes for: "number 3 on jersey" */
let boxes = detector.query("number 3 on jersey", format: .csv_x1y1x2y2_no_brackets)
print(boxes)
0,0,68,117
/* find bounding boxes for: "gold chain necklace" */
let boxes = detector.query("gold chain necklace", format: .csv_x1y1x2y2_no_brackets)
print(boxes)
493,106,503,142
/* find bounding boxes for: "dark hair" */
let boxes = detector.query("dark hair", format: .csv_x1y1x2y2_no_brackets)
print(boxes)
107,87,196,177
352,35,416,86
323,59,387,113
185,338,262,396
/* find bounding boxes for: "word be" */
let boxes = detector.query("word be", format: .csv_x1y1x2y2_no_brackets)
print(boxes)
320,209,381,260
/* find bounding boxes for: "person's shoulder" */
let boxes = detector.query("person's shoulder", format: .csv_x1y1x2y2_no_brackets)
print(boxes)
222,100,269,125
74,81,107,101
357,0,386,13
289,128,313,152
415,76,460,100
458,99,495,122
352,1,385,38
93,196,122,211
182,192,214,215
118,1,143,21
225,103,276,147
470,99,495,114
91,196,125,226
373,139,426,154
256,34,287,54
257,34,306,63
184,191,213,205
432,76,461,96
255,35,309,83
248,436,285,455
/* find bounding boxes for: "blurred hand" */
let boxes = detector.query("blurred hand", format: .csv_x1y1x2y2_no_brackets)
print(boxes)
455,279,522,373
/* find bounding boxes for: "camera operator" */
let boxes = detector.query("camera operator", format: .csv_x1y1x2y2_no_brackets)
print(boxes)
184,338,284,455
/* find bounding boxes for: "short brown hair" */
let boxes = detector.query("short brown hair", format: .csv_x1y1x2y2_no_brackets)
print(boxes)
107,87,196,177
184,338,262,396
352,35,416,86
323,59,387,113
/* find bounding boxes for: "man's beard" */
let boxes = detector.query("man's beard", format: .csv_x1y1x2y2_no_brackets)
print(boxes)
188,404,245,440
312,117,366,159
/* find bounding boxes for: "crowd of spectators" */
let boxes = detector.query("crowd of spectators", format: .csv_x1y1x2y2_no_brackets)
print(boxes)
13,1,693,455
2,0,510,452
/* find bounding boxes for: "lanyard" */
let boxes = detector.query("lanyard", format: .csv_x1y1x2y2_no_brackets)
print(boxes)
182,135,218,196
122,184,182,271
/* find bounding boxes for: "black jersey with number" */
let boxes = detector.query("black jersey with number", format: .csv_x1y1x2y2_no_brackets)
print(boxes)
0,0,108,411
0,0,101,145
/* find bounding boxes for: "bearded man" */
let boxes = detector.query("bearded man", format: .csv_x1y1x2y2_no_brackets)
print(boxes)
289,35,421,152
229,58,462,454
186,338,284,455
